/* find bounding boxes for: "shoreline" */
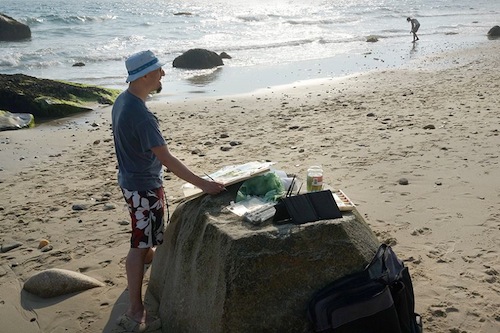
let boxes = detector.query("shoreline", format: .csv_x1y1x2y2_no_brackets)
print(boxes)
0,41,499,333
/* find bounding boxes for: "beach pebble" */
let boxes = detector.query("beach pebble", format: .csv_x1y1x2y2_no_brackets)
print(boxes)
38,239,50,249
423,124,436,130
40,244,53,252
103,203,116,211
398,178,409,185
0,241,23,253
72,203,89,211
23,268,105,298
118,220,129,226
220,146,231,151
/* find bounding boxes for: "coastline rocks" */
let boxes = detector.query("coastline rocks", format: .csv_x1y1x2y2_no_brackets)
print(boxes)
0,13,31,41
0,74,120,118
173,48,224,69
146,185,380,332
487,25,500,39
23,268,105,298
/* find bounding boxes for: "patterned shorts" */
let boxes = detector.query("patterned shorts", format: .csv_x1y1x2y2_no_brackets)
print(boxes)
121,187,167,248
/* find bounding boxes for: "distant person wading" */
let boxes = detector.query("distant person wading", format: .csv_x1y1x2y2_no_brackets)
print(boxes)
407,17,420,42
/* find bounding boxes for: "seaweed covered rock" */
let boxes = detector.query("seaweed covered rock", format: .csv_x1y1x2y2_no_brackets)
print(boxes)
0,74,120,118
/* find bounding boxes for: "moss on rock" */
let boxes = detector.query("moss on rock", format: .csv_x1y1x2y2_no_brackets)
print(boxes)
0,74,120,118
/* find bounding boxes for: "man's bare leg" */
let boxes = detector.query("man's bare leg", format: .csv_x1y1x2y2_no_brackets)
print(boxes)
125,247,150,323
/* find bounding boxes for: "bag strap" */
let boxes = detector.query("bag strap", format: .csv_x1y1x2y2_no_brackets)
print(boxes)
366,244,405,284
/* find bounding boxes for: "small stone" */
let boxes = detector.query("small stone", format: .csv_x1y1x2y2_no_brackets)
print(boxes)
220,146,231,151
40,244,53,252
366,112,376,117
103,203,116,211
423,124,436,130
93,140,100,145
38,239,50,249
435,181,442,186
1,241,23,253
398,178,409,185
118,220,129,226
229,141,241,146
72,204,88,211
220,133,229,138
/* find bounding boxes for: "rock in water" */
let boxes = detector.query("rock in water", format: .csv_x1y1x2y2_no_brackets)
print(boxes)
23,268,104,298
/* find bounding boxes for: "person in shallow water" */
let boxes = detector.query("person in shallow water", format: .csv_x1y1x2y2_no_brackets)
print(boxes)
111,50,225,332
407,17,420,42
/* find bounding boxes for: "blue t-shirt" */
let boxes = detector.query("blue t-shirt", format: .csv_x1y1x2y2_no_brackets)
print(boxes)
111,90,167,191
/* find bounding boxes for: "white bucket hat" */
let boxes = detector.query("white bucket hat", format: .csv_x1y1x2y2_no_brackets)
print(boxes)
125,50,164,83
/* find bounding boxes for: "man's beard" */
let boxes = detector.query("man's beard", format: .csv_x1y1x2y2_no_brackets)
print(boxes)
155,83,162,94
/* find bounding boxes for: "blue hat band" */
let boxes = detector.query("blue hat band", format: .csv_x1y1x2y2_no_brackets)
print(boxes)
128,58,159,75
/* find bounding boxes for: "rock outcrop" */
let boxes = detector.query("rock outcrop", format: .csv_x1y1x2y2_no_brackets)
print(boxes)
0,74,120,118
0,13,31,41
172,48,224,69
146,184,380,333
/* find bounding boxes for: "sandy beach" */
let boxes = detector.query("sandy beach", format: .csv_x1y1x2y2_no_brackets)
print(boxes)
1,41,499,333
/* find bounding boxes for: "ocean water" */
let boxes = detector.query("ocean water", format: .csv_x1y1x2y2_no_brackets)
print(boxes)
1,0,498,100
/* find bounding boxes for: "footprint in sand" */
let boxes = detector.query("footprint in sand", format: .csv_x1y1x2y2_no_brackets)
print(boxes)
411,227,432,236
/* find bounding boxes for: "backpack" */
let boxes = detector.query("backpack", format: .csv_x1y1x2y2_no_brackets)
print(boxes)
308,244,423,333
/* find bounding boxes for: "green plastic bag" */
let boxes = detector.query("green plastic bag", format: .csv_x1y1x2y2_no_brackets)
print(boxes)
235,172,285,203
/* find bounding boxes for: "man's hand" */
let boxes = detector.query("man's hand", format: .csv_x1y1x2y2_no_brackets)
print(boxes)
199,179,226,195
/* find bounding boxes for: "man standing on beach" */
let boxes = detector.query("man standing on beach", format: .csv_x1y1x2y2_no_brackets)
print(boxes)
407,17,420,42
111,50,225,332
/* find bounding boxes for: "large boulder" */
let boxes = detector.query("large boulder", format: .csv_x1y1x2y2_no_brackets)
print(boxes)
173,48,224,69
146,184,380,333
487,25,500,39
0,74,120,118
23,268,104,298
0,13,31,41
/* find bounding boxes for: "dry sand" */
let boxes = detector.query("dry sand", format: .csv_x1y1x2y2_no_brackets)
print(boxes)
0,41,499,333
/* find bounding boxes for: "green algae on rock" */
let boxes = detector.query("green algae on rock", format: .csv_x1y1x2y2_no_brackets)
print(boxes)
0,74,120,118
